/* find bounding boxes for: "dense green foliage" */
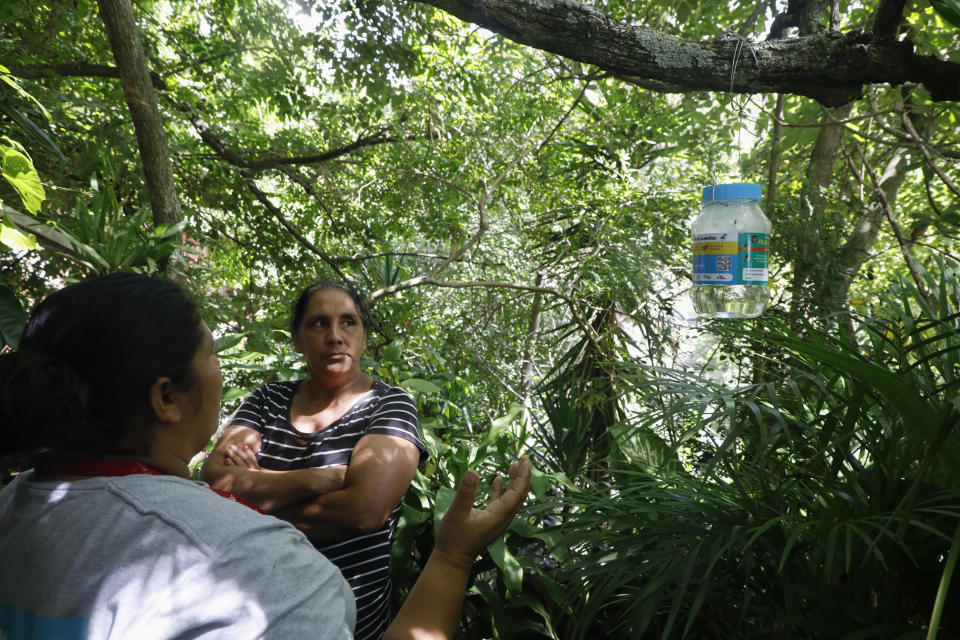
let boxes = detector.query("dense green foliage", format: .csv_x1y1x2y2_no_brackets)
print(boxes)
2,0,960,637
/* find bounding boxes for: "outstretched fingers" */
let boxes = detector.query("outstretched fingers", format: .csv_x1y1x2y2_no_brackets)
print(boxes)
491,474,504,500
447,469,480,519
495,456,531,519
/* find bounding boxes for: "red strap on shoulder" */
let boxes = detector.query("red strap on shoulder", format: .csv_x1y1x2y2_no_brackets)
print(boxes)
209,488,266,513
34,453,265,514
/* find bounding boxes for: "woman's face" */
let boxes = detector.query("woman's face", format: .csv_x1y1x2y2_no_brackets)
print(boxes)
293,288,366,384
187,323,223,450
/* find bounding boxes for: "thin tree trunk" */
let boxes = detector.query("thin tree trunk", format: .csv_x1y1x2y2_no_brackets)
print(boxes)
520,270,545,409
765,94,785,215
96,0,181,227
820,94,926,313
821,146,911,311
754,94,786,384
789,102,854,318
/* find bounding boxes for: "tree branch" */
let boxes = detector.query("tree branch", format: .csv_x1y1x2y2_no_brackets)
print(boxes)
520,270,545,404
163,46,270,77
336,251,453,263
369,277,604,353
841,122,960,160
765,93,785,212
9,62,168,91
425,121,539,280
768,0,831,39
871,0,908,42
245,179,350,282
857,146,935,309
188,112,408,170
416,0,960,106
897,104,960,199
758,98,959,158
737,0,773,37
536,73,601,155
247,133,412,169
820,139,910,314
275,165,343,234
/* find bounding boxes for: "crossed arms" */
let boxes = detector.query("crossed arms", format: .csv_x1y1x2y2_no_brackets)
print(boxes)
201,425,420,543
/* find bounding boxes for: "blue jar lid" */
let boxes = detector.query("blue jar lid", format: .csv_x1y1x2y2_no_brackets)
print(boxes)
702,183,762,202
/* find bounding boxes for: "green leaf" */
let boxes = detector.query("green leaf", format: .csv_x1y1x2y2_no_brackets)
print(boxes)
0,67,52,121
400,377,443,394
213,333,245,354
432,485,456,537
485,403,523,447
529,465,549,499
221,387,249,403
382,340,404,364
931,0,960,28
0,283,27,348
488,537,524,593
0,104,65,163
778,521,807,572
758,325,960,468
1,217,38,251
1,143,45,214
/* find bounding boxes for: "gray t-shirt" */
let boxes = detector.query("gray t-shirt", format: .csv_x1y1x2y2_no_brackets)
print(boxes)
0,471,356,639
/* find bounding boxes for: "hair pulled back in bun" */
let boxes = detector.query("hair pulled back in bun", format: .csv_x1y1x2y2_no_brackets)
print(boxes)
0,274,203,457
290,280,371,336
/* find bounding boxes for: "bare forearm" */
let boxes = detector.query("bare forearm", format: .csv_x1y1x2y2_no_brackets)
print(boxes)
272,488,385,542
211,469,315,511
383,550,472,640
272,435,422,543
202,457,345,512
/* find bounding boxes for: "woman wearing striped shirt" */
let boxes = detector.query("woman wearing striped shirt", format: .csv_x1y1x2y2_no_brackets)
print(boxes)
202,281,427,640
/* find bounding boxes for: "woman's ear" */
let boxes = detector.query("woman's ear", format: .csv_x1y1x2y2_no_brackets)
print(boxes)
148,377,182,424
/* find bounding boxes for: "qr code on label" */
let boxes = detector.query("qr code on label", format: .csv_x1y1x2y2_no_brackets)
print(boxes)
716,256,732,272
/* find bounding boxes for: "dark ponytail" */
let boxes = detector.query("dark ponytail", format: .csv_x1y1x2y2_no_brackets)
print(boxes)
0,274,203,456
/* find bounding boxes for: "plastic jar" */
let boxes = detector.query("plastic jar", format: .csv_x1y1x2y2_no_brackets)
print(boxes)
691,183,771,319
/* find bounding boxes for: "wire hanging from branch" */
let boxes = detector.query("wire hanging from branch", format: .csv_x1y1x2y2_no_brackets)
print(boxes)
724,29,759,180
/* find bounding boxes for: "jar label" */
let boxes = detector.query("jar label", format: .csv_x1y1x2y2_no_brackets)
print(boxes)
693,232,769,285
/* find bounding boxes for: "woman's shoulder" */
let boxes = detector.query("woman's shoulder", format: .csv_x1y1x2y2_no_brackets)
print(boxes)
9,474,281,546
111,475,305,546
258,378,302,394
369,377,412,400
367,378,416,411
364,379,419,423
245,379,302,404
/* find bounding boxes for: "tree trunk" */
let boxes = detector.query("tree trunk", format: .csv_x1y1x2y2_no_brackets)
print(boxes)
96,0,181,227
520,270,545,408
765,94,785,214
819,147,911,312
789,102,854,318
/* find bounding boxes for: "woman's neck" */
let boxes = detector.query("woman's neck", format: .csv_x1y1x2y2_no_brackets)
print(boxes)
131,451,191,478
304,371,371,405
34,450,191,480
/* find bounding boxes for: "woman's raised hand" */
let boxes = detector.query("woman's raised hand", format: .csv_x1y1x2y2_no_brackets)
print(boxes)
434,457,532,570
383,457,532,640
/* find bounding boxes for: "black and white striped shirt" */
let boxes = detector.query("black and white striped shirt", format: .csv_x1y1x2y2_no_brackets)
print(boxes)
232,378,426,640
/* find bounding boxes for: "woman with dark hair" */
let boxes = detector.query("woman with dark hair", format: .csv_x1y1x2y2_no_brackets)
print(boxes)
202,281,426,640
0,273,531,640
